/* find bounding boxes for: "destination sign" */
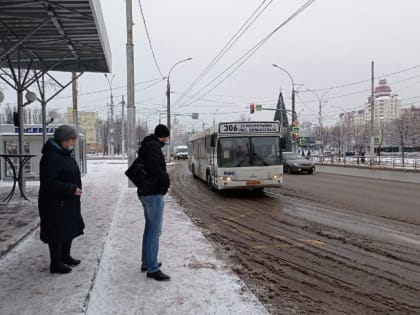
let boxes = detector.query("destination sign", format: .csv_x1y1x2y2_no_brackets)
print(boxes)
219,122,280,134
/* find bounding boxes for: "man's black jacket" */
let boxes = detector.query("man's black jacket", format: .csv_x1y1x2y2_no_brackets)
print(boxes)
137,134,170,196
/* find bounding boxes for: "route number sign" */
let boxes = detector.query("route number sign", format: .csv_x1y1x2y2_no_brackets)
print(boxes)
219,122,280,134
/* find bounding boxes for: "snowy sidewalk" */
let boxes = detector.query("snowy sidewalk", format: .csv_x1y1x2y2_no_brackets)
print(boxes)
0,161,268,315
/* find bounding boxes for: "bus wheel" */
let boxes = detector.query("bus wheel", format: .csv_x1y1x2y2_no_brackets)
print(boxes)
207,172,215,191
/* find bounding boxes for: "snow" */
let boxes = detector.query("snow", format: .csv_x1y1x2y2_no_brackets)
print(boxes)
0,160,267,315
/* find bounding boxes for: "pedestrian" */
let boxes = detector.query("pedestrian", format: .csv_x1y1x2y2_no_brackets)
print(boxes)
38,125,84,274
137,124,171,281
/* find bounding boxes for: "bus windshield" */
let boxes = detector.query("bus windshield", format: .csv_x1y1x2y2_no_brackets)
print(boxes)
218,137,281,167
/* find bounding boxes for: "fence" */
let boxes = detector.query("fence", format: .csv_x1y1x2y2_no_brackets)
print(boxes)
311,154,420,170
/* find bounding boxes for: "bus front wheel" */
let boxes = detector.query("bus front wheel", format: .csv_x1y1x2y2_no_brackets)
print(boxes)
207,172,215,191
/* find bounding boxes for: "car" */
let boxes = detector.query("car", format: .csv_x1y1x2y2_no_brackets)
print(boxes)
173,145,188,160
282,152,315,174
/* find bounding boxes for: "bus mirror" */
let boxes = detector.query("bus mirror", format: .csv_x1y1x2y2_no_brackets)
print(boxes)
211,133,216,147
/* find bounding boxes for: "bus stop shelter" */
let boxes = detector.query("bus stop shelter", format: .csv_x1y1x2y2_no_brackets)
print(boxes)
0,0,111,196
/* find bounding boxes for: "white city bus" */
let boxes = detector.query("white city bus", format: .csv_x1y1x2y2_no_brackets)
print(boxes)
188,121,283,190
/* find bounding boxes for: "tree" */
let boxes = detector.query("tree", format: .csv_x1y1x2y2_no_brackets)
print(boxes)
389,109,418,165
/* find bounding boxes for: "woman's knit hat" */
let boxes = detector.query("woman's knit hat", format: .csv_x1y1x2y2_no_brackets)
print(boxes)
54,125,77,142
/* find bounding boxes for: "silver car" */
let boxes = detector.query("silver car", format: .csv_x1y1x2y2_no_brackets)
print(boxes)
282,152,315,174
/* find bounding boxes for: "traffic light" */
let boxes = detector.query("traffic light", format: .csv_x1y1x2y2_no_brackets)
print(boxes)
250,103,255,114
13,112,19,127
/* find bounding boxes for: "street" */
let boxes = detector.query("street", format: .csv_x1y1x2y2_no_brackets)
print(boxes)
170,162,420,314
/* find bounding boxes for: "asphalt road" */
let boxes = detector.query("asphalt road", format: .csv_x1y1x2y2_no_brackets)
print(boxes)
270,168,420,225
170,162,420,315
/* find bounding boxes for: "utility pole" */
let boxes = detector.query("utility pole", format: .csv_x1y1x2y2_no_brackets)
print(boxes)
110,91,114,157
104,73,115,158
121,95,125,159
72,71,80,166
126,0,136,186
370,61,375,159
166,77,171,162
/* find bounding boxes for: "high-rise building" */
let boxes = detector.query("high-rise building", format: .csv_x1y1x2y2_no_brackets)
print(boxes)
339,79,402,127
67,108,99,153
364,79,401,125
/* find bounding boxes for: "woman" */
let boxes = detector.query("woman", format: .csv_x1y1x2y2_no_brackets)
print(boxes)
38,125,84,274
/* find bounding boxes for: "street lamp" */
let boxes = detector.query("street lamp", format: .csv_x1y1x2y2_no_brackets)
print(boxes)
332,104,348,161
304,89,329,155
272,64,299,122
213,107,220,126
166,57,192,161
104,73,115,157
272,64,302,152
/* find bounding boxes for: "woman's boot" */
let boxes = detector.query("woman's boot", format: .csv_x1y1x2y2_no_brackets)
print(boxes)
62,240,81,266
49,243,72,274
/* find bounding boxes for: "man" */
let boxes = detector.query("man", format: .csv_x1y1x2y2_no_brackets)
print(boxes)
137,124,171,281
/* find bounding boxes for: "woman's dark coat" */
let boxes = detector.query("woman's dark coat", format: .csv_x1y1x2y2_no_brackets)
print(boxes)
38,139,84,244
137,134,170,196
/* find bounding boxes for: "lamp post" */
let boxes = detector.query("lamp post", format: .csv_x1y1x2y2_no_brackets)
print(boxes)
272,64,301,152
104,73,115,157
166,57,192,161
213,107,220,126
305,89,329,155
332,105,348,161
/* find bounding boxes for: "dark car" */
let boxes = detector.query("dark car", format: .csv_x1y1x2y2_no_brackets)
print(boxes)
282,152,315,174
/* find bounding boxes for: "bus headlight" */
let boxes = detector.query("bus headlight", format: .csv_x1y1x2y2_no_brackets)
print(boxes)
219,176,232,181
273,174,282,179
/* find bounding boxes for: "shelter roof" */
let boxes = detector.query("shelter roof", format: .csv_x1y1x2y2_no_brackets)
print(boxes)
0,0,111,73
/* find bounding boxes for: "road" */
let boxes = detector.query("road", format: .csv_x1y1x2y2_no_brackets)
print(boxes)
169,162,420,315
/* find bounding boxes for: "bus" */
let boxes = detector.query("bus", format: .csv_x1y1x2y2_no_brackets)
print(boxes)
188,121,283,190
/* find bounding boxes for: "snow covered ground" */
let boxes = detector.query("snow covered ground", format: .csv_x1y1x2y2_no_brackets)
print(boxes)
0,160,268,315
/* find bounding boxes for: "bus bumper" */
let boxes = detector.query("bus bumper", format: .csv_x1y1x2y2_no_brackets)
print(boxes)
215,178,283,190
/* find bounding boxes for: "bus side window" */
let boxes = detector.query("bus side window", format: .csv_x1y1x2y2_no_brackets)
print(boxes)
206,135,211,154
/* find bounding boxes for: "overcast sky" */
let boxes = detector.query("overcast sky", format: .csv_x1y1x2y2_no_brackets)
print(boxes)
3,0,420,130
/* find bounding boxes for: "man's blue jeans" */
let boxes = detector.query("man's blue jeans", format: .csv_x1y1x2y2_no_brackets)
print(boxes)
139,194,164,273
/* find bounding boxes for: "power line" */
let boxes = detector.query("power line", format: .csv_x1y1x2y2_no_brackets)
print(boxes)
176,0,316,109
173,0,273,107
54,77,163,100
137,0,164,78
307,64,420,92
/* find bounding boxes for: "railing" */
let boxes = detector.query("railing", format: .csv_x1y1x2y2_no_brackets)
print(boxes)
311,154,420,170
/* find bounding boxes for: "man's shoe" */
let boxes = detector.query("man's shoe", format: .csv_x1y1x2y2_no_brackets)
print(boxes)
146,270,170,281
141,262,162,272
50,263,72,274
62,256,81,266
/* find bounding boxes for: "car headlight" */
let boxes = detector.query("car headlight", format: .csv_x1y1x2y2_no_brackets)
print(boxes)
293,163,299,166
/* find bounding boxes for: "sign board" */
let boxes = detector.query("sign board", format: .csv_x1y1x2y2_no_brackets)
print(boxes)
15,127,56,134
315,140,323,145
291,126,300,134
219,122,280,134
255,104,263,112
192,113,199,120
299,138,307,145
293,120,299,127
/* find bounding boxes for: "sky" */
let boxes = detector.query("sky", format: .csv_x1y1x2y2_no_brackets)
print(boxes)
2,0,420,131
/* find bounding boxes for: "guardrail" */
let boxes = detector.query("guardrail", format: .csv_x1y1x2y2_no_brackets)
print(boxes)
311,155,420,170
